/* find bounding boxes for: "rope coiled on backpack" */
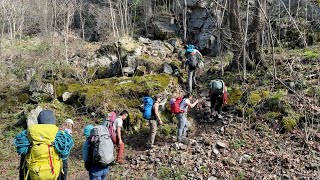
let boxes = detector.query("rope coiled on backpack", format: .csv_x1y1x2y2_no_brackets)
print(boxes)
13,130,30,155
54,130,74,160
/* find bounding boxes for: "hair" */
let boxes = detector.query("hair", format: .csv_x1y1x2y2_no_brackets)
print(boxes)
184,92,193,99
120,110,129,116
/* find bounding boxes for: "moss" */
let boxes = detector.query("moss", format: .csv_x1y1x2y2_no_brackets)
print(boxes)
159,123,176,137
63,74,177,128
282,116,297,132
18,93,30,103
304,49,320,60
265,112,281,120
228,86,243,105
55,84,68,97
248,90,270,105
281,111,301,132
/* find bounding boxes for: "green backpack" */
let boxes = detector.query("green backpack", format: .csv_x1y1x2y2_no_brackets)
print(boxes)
211,79,224,94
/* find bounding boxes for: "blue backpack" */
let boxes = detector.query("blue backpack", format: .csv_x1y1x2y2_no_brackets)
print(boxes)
186,44,195,54
142,96,154,120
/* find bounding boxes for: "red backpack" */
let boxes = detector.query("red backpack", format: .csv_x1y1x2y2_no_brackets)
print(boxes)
170,97,185,114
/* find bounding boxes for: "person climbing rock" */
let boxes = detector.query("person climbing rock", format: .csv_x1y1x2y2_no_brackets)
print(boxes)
111,110,129,164
177,93,198,143
209,79,228,119
185,48,202,93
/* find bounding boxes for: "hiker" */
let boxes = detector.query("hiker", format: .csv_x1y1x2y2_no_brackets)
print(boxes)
82,124,112,180
60,118,74,180
16,108,72,180
111,110,129,163
143,95,164,148
176,93,198,143
209,79,228,119
185,49,202,93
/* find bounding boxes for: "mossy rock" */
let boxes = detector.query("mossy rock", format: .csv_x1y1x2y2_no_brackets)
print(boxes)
64,74,178,113
118,36,138,53
282,116,297,132
228,86,243,105
260,89,290,113
18,93,30,104
248,90,270,105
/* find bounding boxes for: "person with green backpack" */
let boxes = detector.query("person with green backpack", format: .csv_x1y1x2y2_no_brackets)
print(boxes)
209,79,228,119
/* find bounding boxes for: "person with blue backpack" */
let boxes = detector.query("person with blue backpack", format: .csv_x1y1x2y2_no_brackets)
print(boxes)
185,44,203,93
142,95,164,148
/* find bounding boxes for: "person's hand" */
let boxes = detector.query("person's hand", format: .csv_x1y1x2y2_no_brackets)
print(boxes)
195,99,199,103
119,139,124,144
159,120,164,125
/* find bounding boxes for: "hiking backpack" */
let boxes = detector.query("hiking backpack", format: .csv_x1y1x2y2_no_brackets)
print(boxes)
25,124,62,180
142,96,154,120
107,111,117,137
90,125,114,166
211,79,224,94
170,97,184,114
187,55,198,70
186,44,195,54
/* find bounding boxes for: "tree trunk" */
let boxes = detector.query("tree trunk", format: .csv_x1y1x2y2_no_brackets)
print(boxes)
248,0,267,68
228,0,243,71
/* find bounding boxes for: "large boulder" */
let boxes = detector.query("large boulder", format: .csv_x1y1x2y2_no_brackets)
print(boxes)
153,22,178,40
29,79,54,96
27,106,43,127
118,36,138,53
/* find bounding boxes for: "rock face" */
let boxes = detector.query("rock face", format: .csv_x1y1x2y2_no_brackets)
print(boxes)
152,14,178,40
27,106,42,126
29,79,54,96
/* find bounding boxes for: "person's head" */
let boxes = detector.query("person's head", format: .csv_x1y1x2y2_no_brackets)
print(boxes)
119,110,129,120
154,94,161,103
37,109,56,125
191,49,196,56
83,124,94,138
64,118,74,130
184,92,193,100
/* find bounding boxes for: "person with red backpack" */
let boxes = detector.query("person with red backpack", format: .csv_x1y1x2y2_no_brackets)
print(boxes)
171,93,198,143
209,79,228,119
111,110,129,164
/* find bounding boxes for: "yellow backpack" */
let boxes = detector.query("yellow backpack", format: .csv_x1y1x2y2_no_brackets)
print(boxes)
25,124,62,180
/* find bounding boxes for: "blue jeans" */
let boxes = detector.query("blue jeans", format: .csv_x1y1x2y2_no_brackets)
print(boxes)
177,113,188,142
89,166,109,180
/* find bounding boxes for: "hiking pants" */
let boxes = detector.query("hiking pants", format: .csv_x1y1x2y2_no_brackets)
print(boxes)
61,159,68,180
149,119,157,145
111,135,125,162
188,70,197,93
89,166,109,180
177,113,189,142
211,94,223,114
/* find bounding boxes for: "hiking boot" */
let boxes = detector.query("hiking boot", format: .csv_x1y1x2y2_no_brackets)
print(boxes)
115,160,125,164
217,114,223,119
181,138,190,145
211,111,217,117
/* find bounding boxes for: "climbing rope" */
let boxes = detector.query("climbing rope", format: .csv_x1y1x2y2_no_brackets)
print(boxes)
54,130,74,160
13,130,30,155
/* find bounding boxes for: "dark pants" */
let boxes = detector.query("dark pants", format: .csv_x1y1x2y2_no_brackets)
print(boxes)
61,160,68,180
211,94,223,114
19,155,30,180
